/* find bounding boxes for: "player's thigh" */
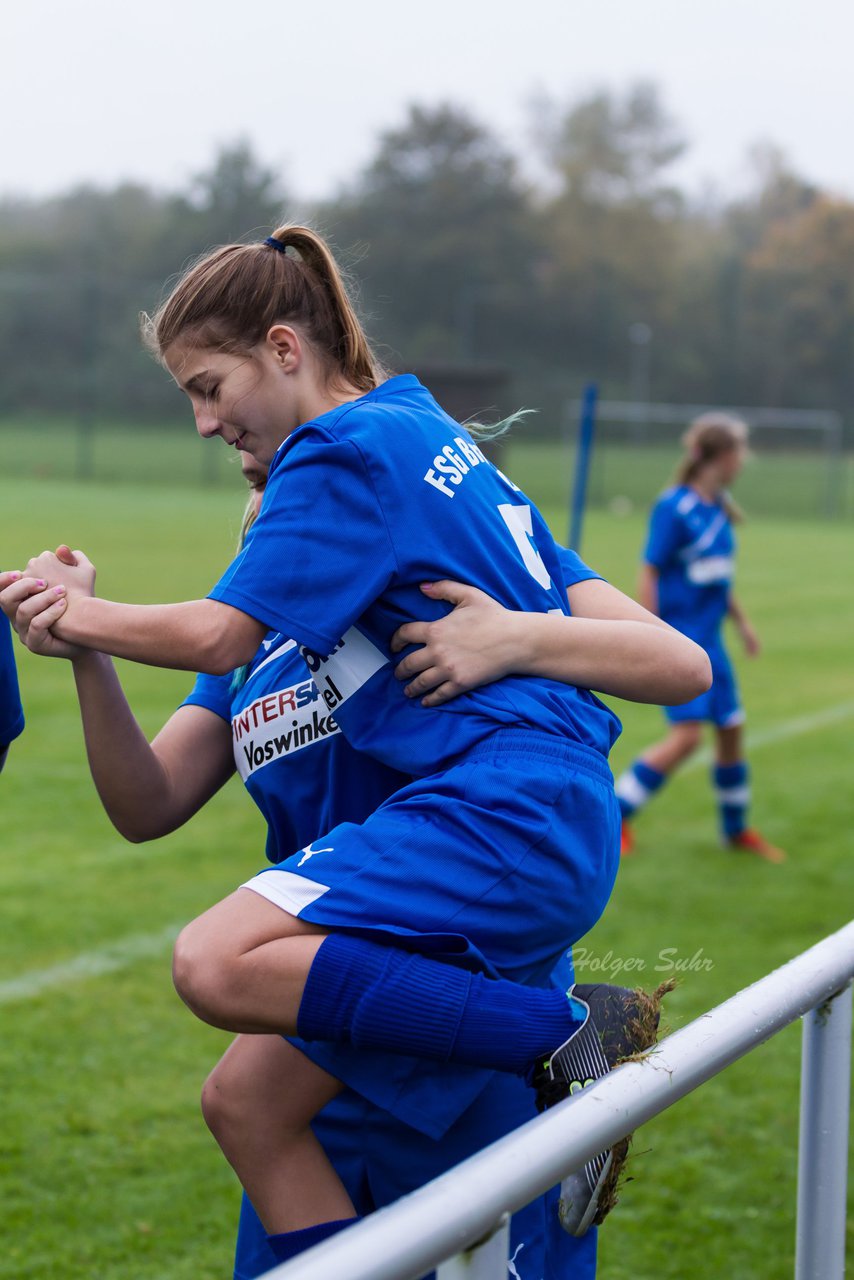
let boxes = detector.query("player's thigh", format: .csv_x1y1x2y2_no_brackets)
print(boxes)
649,718,703,768
670,719,703,754
178,887,327,959
172,889,330,1019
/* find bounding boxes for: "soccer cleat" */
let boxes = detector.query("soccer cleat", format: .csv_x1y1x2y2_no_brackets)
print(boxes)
619,821,635,857
532,981,670,1237
726,827,786,863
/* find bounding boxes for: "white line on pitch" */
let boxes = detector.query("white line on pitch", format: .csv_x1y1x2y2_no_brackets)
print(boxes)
683,700,854,772
0,923,182,1004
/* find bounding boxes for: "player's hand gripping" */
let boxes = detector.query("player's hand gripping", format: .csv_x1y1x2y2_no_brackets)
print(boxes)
0,547,94,658
391,581,526,707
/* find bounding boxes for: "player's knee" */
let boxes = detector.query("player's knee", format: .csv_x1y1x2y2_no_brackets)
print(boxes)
201,1056,310,1152
172,922,232,1023
200,1060,242,1144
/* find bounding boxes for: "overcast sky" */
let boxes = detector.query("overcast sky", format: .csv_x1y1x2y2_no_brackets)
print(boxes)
5,0,854,204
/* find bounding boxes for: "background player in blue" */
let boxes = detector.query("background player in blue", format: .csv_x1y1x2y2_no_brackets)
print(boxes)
7,451,699,1276
6,224,708,1255
615,413,786,863
0,610,25,774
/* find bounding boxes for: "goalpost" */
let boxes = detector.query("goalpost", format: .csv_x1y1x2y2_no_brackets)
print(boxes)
563,400,847,521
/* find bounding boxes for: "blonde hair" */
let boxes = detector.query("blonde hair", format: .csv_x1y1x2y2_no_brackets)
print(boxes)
143,224,386,390
230,472,267,694
675,412,749,521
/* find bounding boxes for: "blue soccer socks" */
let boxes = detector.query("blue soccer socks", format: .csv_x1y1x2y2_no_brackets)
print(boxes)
615,759,667,820
265,1218,358,1265
713,761,749,838
297,934,587,1073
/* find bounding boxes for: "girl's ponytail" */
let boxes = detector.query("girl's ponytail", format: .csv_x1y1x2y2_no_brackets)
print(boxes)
144,224,386,392
268,226,383,391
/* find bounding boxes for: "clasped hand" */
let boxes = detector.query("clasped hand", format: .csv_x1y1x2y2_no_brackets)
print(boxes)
0,546,95,658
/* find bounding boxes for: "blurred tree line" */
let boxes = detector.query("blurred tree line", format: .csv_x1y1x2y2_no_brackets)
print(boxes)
1,83,852,435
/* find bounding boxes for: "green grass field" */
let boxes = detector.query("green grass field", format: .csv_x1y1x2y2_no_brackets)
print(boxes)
2,415,853,521
1,453,852,1280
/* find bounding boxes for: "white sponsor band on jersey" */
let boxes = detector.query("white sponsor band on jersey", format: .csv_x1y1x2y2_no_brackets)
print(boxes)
300,626,388,713
232,677,340,781
686,555,734,585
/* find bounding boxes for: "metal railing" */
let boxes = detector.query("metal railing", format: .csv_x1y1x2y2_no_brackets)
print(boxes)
263,921,854,1280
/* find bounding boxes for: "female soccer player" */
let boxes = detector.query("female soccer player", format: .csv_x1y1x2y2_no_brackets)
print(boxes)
615,413,785,862
3,224,708,1254
9,453,643,1276
0,612,25,774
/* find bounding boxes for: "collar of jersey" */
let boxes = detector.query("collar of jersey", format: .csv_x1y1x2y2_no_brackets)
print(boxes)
268,374,425,476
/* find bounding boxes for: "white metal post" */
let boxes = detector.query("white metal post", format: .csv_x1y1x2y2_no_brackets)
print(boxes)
795,981,853,1280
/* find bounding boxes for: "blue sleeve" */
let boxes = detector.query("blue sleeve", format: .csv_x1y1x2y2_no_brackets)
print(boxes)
181,671,233,722
643,495,684,568
208,432,397,653
556,546,603,589
0,615,24,746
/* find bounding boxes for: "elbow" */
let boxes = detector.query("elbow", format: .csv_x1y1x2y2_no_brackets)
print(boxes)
118,825,155,845
110,813,171,844
670,640,712,704
195,605,258,676
691,644,713,697
198,647,241,678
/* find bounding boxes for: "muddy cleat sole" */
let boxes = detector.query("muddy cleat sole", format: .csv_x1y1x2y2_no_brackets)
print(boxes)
532,981,672,1236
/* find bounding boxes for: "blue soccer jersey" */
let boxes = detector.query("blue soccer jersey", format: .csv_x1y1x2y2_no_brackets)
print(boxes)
644,485,735,641
187,543,604,865
0,615,24,747
209,376,620,776
184,633,410,863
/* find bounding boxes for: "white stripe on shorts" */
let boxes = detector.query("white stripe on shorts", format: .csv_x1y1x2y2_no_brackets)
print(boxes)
242,869,331,916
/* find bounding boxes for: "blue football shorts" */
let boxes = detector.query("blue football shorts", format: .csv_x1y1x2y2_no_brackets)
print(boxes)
242,730,620,986
665,639,744,728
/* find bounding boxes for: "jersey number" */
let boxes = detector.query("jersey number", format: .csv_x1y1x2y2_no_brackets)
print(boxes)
497,503,552,590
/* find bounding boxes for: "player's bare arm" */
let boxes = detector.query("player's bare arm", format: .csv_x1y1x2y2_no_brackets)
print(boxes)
391,578,711,707
637,562,659,615
3,568,237,839
727,593,761,656
17,549,265,674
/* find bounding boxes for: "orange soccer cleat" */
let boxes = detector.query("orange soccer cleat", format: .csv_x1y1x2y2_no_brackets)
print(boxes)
727,828,786,864
620,822,635,857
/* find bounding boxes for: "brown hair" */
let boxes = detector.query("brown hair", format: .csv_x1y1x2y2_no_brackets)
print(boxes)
143,224,385,392
675,412,749,521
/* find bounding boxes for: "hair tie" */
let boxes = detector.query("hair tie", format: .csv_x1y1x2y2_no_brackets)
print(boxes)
264,236,288,254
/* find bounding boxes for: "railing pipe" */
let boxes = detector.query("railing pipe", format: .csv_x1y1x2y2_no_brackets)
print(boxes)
263,921,854,1280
